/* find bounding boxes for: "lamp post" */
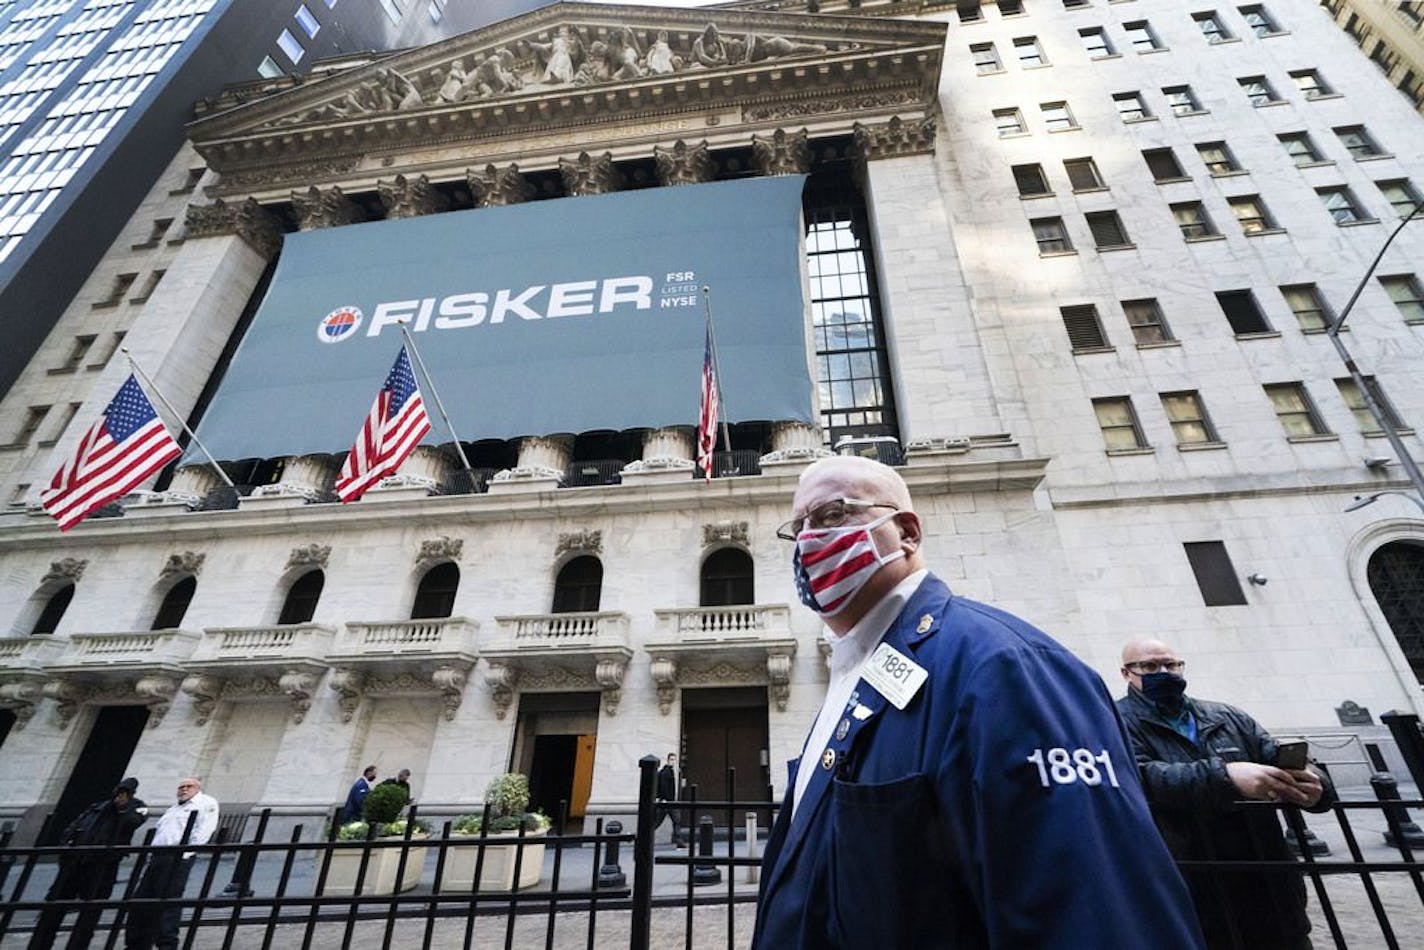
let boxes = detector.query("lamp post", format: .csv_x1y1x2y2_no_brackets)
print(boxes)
1327,201,1424,512
1344,491,1424,515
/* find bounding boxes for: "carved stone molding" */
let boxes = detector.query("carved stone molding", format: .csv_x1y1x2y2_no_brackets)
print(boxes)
654,140,714,186
292,185,365,231
134,675,179,728
702,521,749,548
751,128,810,177
468,163,534,207
555,530,603,558
161,551,205,578
329,668,365,723
431,665,467,721
595,656,628,716
377,174,449,219
43,680,84,729
767,652,793,712
417,536,463,566
484,662,518,720
853,115,937,161
44,558,88,584
649,656,678,716
0,682,41,730
180,674,223,726
287,544,332,571
184,197,283,259
217,156,360,190
278,669,318,723
559,151,623,196
743,90,921,123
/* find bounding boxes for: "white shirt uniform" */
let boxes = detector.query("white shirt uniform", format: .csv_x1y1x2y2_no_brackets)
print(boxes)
151,792,220,857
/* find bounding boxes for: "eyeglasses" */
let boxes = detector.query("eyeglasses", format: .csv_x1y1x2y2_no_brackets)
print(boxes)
776,498,899,541
1124,659,1186,675
177,783,199,790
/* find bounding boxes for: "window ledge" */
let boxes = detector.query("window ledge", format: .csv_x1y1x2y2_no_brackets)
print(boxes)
1091,53,1123,62
1178,441,1228,452
1019,191,1056,200
45,366,78,376
977,69,1007,77
999,131,1032,140
1252,100,1287,108
1234,330,1282,341
1355,154,1396,163
1304,93,1343,102
84,363,105,371
1184,233,1226,243
1154,176,1192,185
1096,242,1138,252
90,300,121,310
37,439,57,448
1365,428,1415,438
1339,218,1381,228
1047,126,1082,133
1072,185,1110,194
1136,340,1182,350
1207,37,1243,46
1405,318,1424,326
165,237,185,247
1300,325,1346,335
1211,170,1250,179
1258,30,1290,39
1024,63,1053,70
130,240,160,251
1245,227,1288,237
1071,345,1115,355
1286,433,1339,444
1123,116,1159,125
0,442,25,451
129,295,153,305
1295,160,1336,169
1174,109,1210,118
1106,446,1156,457
1138,47,1171,55
1039,249,1079,258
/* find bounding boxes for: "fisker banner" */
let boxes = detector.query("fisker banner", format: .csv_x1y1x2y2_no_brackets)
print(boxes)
186,175,813,462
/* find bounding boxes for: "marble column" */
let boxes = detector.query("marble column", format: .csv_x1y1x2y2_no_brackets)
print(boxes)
488,435,572,493
247,454,340,506
620,427,696,485
759,421,832,471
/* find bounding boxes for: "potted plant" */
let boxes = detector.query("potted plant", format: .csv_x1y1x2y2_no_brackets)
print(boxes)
443,773,550,891
320,783,428,895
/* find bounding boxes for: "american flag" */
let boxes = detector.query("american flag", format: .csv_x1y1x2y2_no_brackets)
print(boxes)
41,375,182,532
793,527,882,615
696,322,719,482
335,346,432,503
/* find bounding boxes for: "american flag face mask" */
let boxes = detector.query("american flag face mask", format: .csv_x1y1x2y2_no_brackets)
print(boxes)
792,511,904,617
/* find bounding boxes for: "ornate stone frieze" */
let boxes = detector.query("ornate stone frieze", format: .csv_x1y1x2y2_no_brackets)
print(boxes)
417,536,463,565
595,656,628,716
555,530,603,558
183,198,283,259
702,521,750,548
751,128,811,177
287,544,331,571
560,151,623,196
180,674,223,726
329,668,365,723
216,156,360,190
467,164,535,207
0,681,41,730
853,115,937,160
377,174,449,219
678,660,759,686
654,140,715,186
743,90,920,123
161,551,205,578
484,662,518,720
292,185,365,231
519,667,597,691
43,558,87,584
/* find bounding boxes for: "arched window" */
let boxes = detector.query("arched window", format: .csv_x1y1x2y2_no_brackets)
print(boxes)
278,570,325,625
31,584,75,635
1369,540,1424,680
552,556,602,613
411,562,459,619
701,548,754,607
150,576,196,630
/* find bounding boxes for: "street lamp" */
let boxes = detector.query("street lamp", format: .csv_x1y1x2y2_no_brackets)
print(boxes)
1344,492,1424,515
1327,201,1424,512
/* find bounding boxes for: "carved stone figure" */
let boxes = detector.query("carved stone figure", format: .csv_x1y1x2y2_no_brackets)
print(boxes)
646,30,681,75
463,48,522,99
607,26,644,81
692,23,731,69
530,25,580,84
573,41,610,86
744,34,829,63
436,59,467,102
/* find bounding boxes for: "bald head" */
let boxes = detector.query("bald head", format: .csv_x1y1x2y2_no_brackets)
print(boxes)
795,455,915,514
1119,638,1182,691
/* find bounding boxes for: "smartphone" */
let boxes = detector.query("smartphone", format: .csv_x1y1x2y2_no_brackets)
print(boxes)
1276,740,1309,771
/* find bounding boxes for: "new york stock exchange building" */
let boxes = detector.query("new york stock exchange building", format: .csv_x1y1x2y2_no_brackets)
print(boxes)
2,0,1424,843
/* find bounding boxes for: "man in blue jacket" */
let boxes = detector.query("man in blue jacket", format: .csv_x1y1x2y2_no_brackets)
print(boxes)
752,456,1204,949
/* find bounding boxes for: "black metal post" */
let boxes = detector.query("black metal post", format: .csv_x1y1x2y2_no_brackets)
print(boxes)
597,820,626,888
222,808,268,897
692,816,721,886
629,754,658,950
1370,772,1424,848
1381,711,1424,794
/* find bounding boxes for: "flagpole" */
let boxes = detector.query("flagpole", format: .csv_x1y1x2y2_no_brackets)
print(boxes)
121,349,237,491
701,285,733,455
396,322,476,477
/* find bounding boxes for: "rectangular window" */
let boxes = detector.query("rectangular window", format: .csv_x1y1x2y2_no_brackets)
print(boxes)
1380,274,1424,322
1279,131,1323,165
957,1,983,23
1280,284,1332,331
1014,36,1048,67
1123,298,1173,344
1143,147,1186,182
53,334,95,373
276,28,304,65
131,268,165,303
94,271,136,307
1290,69,1332,99
1336,125,1384,159
1317,186,1368,224
1061,304,1109,350
1264,382,1329,437
1337,376,1406,434
1161,391,1220,445
1183,541,1249,606
1238,75,1280,105
1064,157,1104,191
1063,0,1091,8
1239,5,1280,36
1086,210,1132,248
1376,179,1422,218
1172,201,1218,239
1124,21,1163,52
1113,91,1151,121
1195,12,1234,43
1032,216,1074,253
13,405,50,446
294,4,321,38
428,0,446,23
1093,397,1149,450
1162,85,1203,115
1041,101,1077,130
999,0,1024,14
43,402,81,447
994,107,1027,136
1012,163,1051,196
378,0,405,25
1079,27,1114,58
1196,141,1241,174
971,42,1002,74
1216,289,1271,333
1228,195,1276,234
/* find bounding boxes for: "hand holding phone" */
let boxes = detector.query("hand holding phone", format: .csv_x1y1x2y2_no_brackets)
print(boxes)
1276,740,1309,771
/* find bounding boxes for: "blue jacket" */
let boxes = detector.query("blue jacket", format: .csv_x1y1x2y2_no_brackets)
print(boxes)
753,576,1205,949
342,776,371,823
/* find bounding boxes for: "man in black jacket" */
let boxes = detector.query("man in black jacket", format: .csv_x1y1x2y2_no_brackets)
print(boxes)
1116,638,1335,950
30,778,148,950
654,754,682,847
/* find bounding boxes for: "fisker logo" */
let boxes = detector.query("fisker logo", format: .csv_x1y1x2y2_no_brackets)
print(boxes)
317,306,362,343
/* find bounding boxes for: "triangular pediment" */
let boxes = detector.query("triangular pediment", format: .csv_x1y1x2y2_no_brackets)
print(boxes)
188,1,944,190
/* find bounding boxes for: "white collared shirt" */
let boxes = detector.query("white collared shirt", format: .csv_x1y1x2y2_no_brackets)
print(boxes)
151,792,220,855
791,569,928,818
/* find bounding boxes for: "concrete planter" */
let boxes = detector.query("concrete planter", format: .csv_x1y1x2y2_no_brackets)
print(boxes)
443,829,547,891
320,838,428,895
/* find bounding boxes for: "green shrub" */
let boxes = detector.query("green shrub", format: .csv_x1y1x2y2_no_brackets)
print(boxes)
336,821,370,841
484,773,530,819
362,782,410,826
452,814,483,835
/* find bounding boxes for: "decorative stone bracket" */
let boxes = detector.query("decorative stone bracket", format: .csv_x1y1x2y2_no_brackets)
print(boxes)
483,661,518,720
328,668,366,723
181,670,321,725
767,651,793,713
431,665,467,722
648,646,796,714
134,675,179,728
0,681,41,730
42,680,83,729
595,656,628,717
649,656,678,716
180,674,223,726
287,544,332,571
328,665,468,722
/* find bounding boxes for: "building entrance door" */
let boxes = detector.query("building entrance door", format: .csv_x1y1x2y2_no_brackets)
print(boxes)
681,687,771,827
512,693,600,830
44,705,150,844
0,708,14,753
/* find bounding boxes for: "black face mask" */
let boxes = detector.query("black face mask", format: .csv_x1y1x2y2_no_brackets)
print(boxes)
1140,671,1187,710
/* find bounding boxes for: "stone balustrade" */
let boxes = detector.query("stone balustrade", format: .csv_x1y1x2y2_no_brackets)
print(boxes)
653,604,792,640
191,623,336,664
493,611,630,645
54,629,202,667
336,617,478,655
0,635,68,671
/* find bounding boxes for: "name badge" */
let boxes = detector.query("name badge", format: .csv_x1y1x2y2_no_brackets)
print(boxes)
862,643,928,710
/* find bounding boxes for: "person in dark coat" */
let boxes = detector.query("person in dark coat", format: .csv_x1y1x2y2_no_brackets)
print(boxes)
342,765,376,823
377,769,412,799
752,456,1205,949
654,754,682,847
1116,638,1337,950
29,777,147,950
